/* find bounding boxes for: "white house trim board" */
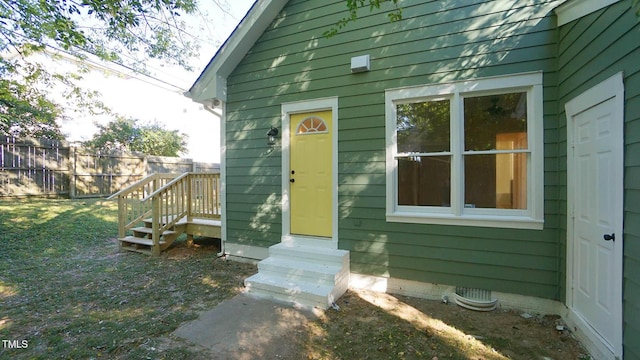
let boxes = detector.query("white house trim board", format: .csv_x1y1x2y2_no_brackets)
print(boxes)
556,0,621,26
200,103,227,257
219,103,227,257
281,97,339,247
564,72,624,360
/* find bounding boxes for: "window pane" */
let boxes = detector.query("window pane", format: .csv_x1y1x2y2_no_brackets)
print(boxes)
398,156,450,207
397,100,450,153
464,92,527,151
464,154,527,209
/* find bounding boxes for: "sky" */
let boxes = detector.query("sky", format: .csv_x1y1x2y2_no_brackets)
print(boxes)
56,0,256,163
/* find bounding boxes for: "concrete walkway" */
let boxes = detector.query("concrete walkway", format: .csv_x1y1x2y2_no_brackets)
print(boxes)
173,293,321,359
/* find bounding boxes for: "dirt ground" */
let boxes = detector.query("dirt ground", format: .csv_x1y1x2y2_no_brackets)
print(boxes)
0,199,589,360
164,241,591,360
318,290,591,359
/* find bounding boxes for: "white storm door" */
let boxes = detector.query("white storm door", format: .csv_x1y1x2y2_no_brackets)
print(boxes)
568,73,624,359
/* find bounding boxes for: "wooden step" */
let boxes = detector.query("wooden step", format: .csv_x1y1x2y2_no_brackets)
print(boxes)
119,217,220,256
119,235,167,255
120,235,166,246
131,227,177,238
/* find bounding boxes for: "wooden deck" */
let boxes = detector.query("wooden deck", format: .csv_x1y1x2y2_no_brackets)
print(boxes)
109,172,221,255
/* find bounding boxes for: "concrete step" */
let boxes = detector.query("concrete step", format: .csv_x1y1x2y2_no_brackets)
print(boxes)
281,236,337,249
244,272,337,309
268,243,349,267
257,256,347,286
244,242,350,310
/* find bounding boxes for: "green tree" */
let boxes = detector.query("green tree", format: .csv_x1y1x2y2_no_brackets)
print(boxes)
85,117,187,157
0,78,63,139
1,0,201,73
325,0,402,37
135,122,188,157
1,0,209,139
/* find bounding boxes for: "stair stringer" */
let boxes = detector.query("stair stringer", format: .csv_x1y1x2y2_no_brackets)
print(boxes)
244,240,350,310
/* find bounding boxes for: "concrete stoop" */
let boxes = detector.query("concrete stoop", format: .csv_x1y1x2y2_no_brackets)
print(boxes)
244,242,350,310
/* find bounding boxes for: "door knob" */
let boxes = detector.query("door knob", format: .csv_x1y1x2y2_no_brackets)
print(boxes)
290,178,295,183
603,233,615,242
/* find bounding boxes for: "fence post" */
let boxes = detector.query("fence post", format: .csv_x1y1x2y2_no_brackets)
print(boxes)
68,146,76,198
142,155,149,178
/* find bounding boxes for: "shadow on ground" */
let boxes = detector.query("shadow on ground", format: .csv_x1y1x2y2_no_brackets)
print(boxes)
173,288,590,360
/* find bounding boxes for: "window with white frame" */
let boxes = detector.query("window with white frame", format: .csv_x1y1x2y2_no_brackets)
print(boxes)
385,72,544,229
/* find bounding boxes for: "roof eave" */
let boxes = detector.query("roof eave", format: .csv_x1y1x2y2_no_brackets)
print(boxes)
555,0,620,26
187,0,289,103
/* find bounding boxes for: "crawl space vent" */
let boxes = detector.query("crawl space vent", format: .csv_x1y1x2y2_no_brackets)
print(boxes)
454,287,498,312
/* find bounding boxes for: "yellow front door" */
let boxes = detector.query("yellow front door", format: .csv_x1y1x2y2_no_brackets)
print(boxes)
290,110,332,237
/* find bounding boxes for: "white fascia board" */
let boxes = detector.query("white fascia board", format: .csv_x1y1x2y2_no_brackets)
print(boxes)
556,0,621,26
187,0,289,102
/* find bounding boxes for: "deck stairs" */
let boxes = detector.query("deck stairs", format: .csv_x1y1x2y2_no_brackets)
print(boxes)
108,172,221,256
244,237,350,310
119,217,180,255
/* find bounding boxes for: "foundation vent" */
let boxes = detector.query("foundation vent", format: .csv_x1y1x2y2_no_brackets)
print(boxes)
454,287,498,311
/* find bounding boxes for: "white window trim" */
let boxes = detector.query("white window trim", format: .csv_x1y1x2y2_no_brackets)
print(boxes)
385,72,544,229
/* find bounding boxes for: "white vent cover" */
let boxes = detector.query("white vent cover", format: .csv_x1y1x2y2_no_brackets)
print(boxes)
454,287,498,311
351,54,370,73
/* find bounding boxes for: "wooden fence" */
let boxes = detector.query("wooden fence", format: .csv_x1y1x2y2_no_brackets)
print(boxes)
0,137,219,198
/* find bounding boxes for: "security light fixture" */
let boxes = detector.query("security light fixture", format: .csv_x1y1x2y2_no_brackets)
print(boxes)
267,127,279,146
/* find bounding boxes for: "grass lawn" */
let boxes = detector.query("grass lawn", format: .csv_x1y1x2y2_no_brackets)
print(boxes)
1,198,590,360
0,198,255,359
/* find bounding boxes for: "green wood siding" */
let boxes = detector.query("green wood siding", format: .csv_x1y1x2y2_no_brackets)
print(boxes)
225,0,563,298
557,2,640,358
